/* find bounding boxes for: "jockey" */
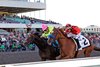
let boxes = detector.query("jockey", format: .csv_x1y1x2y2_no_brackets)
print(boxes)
41,24,59,48
65,24,90,50
65,24,81,39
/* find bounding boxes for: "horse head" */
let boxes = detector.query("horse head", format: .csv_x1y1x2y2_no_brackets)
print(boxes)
25,32,49,50
24,32,40,46
52,28,66,41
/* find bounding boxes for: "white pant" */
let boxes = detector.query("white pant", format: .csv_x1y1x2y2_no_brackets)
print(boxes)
67,33,90,48
67,33,81,39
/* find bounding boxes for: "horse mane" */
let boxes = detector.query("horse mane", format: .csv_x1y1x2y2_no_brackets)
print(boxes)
57,28,67,38
31,33,50,49
32,32,41,38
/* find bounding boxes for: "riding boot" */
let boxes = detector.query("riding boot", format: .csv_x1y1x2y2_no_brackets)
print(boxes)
78,47,82,50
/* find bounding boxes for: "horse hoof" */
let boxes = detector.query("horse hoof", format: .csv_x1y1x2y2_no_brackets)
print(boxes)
56,56,62,60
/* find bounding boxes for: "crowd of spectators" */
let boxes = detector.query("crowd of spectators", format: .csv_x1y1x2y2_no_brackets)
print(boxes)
0,14,60,24
0,30,36,52
82,32,100,47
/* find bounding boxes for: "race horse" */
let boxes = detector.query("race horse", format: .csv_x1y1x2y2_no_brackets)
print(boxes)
25,32,60,61
49,28,100,59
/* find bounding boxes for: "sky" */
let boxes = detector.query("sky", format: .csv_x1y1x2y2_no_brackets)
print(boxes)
22,0,100,28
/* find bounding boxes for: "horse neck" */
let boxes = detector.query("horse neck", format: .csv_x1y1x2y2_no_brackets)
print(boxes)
57,30,73,45
57,30,69,40
58,29,71,40
58,34,72,43
33,37,48,51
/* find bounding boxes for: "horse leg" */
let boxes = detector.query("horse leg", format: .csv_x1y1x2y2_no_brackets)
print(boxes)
74,51,78,58
62,54,74,59
57,49,65,59
58,50,74,59
41,58,46,61
84,50,91,57
56,55,63,59
84,46,93,57
49,57,56,60
39,51,47,61
63,52,75,59
62,49,76,59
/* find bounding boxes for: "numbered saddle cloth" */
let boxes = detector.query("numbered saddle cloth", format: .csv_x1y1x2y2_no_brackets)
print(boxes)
73,35,90,51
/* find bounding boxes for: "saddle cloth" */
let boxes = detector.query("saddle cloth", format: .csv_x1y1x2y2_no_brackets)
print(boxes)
72,35,90,51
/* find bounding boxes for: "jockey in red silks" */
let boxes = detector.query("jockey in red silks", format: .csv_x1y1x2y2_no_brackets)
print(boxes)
65,24,90,50
65,24,81,39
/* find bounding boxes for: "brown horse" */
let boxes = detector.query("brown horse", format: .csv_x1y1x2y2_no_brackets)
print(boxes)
25,32,60,61
50,28,100,59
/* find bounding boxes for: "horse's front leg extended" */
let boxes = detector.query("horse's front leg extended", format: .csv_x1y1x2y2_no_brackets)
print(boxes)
62,53,75,59
57,49,65,59
62,56,74,59
56,55,63,59
41,58,46,61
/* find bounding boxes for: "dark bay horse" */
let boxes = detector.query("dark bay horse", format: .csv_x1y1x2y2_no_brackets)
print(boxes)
25,32,60,61
50,28,100,59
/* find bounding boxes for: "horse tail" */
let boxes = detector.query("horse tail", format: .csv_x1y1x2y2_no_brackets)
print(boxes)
89,40,100,51
93,45,100,51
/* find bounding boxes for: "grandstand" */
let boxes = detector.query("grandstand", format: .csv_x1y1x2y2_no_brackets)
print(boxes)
0,0,62,32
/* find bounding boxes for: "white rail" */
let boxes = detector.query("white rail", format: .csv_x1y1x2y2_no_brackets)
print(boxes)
0,0,46,3
1,57,100,67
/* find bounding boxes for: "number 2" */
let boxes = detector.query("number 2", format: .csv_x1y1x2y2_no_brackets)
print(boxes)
82,38,88,45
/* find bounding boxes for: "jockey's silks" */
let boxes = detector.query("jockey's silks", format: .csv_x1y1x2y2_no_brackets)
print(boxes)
42,26,54,38
65,26,81,35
